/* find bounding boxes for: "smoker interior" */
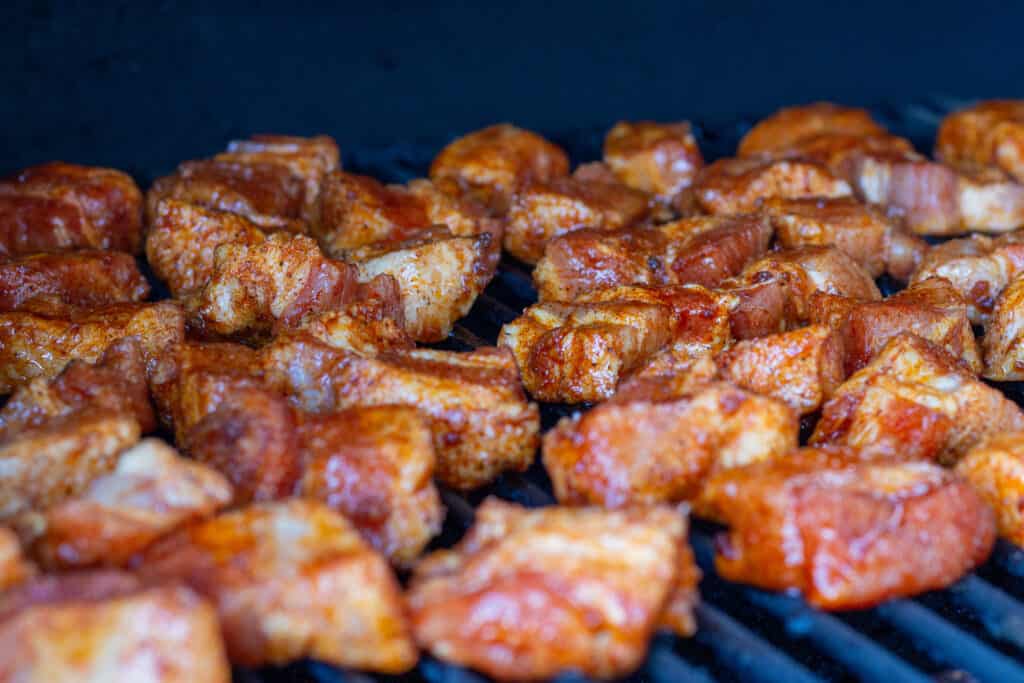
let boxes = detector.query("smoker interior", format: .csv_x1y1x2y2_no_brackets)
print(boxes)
224,97,1024,683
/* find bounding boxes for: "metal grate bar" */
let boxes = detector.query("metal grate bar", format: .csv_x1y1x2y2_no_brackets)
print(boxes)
947,575,1024,651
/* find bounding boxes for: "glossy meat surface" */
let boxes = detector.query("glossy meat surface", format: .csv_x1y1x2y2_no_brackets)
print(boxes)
0,251,149,312
717,324,845,415
603,120,703,200
737,103,888,157
0,300,185,393
429,124,570,214
812,333,1024,463
533,213,772,301
956,431,1024,546
703,447,995,609
937,100,1024,183
691,157,852,214
135,500,417,671
409,499,697,681
0,162,143,255
0,527,34,590
982,272,1024,380
0,577,230,682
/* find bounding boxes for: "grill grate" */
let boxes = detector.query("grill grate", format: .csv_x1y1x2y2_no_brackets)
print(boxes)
240,97,1024,682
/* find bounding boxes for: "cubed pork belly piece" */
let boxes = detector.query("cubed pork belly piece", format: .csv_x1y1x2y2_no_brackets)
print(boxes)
429,124,570,214
544,379,796,508
982,272,1024,380
937,100,1024,184
762,196,927,279
0,251,149,312
956,431,1024,546
702,446,995,610
504,172,651,263
810,276,982,374
0,162,143,255
603,120,703,203
737,103,888,157
911,230,1024,324
135,500,417,672
0,573,230,682
716,324,845,415
0,300,184,393
811,334,1024,463
408,498,699,681
690,156,852,214
533,213,772,301
21,439,231,570
0,527,34,590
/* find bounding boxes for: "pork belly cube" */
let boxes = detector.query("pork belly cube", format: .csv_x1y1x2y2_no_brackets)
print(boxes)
721,276,792,339
955,163,1024,233
0,572,229,682
0,527,34,590
24,439,231,570
429,124,570,214
810,276,982,374
544,380,796,508
351,230,497,342
737,103,887,157
956,431,1024,546
911,230,1024,324
504,173,651,263
603,120,703,201
0,162,143,255
703,447,995,609
135,500,417,672
0,300,184,394
691,157,852,215
408,498,698,681
812,333,1024,463
983,272,1024,380
0,251,149,312
533,213,772,301
937,100,1024,184
717,324,845,415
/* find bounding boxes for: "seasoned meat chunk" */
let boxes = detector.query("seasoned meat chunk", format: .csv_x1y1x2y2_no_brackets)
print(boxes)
703,447,995,609
937,100,1024,184
504,174,651,263
812,334,1024,463
982,272,1024,380
956,431,1024,546
810,277,982,374
763,196,926,279
0,162,143,255
408,499,698,681
737,103,887,157
23,439,231,570
136,500,417,672
544,380,796,508
533,213,772,301
0,572,230,682
911,231,1024,324
603,120,703,201
691,157,852,214
0,300,185,393
429,124,570,214
717,324,845,414
0,251,149,312
0,527,34,590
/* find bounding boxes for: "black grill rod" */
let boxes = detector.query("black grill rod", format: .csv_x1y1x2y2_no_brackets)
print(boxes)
688,529,931,683
947,575,1024,652
991,540,1024,578
644,635,716,683
875,600,1024,683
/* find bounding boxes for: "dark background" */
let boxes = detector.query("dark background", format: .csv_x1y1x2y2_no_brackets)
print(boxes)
1,1,1021,180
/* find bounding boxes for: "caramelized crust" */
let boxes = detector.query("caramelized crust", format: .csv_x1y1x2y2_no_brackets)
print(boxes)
810,277,982,374
983,272,1024,380
604,120,703,200
0,577,230,682
717,324,845,414
25,439,232,570
409,499,697,681
533,214,772,301
812,334,1024,463
0,527,34,590
936,100,1024,183
0,251,149,312
504,174,650,263
691,157,852,214
0,162,143,255
135,500,417,672
0,300,185,393
703,447,995,609
429,124,570,214
956,431,1024,546
737,103,887,157
544,380,797,507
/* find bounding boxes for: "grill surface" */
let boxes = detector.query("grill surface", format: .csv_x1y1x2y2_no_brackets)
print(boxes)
237,97,1024,683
